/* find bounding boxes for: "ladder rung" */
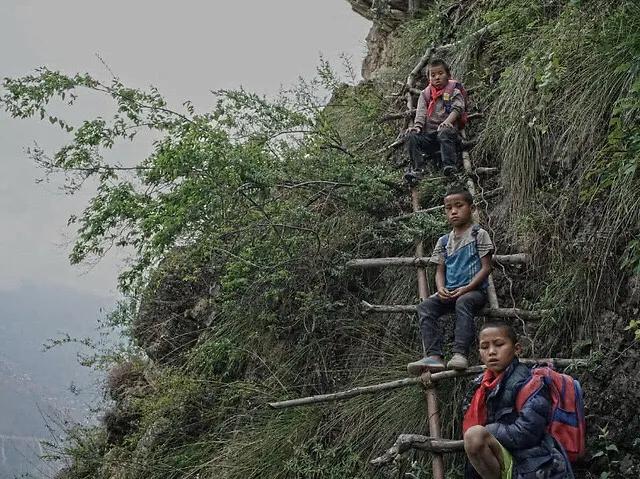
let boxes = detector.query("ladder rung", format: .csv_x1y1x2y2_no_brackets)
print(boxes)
346,253,530,269
475,166,499,175
267,358,585,410
386,187,504,222
361,301,546,320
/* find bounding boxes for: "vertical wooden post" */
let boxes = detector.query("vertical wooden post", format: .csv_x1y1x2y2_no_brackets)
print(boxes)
412,190,430,303
406,52,444,479
408,0,422,16
411,189,444,479
425,382,445,479
462,144,500,309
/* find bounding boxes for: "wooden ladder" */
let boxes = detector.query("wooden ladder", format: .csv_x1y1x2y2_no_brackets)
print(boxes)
269,30,584,477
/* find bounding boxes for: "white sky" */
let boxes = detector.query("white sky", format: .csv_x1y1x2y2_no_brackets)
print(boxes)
0,0,371,296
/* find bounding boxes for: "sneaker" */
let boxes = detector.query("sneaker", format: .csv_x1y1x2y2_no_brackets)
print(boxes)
442,165,457,177
447,353,469,370
407,356,445,376
403,168,425,183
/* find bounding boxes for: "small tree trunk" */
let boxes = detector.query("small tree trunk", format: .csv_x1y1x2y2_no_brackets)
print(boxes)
408,0,421,16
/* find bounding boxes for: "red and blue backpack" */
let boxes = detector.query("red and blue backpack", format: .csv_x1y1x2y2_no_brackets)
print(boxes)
515,365,586,462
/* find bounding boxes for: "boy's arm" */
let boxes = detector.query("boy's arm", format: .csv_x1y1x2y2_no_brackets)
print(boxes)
485,388,551,450
450,254,492,298
438,110,460,130
412,92,427,132
438,89,465,130
435,262,450,299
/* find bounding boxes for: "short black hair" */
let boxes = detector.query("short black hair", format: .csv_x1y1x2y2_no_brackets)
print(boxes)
479,321,519,344
428,59,451,77
444,186,473,205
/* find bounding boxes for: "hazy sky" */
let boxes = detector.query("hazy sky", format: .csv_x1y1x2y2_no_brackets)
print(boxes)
0,0,371,296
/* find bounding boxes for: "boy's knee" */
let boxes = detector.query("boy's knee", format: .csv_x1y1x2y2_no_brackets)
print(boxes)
464,425,491,455
418,296,439,313
455,292,476,309
437,128,457,140
407,131,420,143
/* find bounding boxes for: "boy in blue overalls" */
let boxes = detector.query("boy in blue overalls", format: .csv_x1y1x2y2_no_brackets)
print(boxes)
407,187,493,374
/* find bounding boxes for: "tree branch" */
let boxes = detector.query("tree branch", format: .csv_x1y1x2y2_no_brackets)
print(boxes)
371,435,464,466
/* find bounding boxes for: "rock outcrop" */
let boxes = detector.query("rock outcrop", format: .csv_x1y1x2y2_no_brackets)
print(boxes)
346,0,415,79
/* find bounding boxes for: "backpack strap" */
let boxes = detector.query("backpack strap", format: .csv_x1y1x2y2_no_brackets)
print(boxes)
441,226,481,260
515,372,545,411
443,80,457,114
439,233,451,259
471,224,481,257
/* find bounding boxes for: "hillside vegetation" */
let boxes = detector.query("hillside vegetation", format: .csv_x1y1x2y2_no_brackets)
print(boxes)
2,0,639,478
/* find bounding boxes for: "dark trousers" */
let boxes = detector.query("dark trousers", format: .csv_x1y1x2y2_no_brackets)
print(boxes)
417,290,487,357
406,128,461,170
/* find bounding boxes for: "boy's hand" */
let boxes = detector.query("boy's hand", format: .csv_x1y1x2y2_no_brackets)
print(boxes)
437,287,451,300
437,120,454,131
449,286,469,298
406,126,421,134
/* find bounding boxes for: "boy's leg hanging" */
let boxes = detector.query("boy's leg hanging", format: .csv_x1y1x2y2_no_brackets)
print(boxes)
436,128,462,169
452,290,487,356
417,295,455,357
406,130,439,170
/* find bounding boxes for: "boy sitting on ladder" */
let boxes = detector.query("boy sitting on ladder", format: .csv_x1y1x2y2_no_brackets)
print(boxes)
405,58,467,180
463,321,576,479
407,187,493,374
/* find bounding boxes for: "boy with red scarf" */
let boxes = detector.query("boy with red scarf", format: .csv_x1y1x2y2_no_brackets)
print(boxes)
462,322,574,479
406,58,465,177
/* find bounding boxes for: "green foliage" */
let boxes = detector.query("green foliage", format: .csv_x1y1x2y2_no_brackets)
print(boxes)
7,1,640,478
2,64,396,296
284,442,364,479
45,426,109,479
624,320,640,342
590,426,627,479
469,0,640,338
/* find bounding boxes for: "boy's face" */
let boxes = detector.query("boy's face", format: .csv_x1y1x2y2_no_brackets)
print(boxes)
429,65,450,89
478,327,522,373
444,193,474,228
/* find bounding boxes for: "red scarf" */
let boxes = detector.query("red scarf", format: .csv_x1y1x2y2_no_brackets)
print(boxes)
427,83,447,118
462,369,505,433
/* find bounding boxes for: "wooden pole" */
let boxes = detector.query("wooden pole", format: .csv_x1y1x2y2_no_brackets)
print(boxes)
411,187,444,479
371,435,464,466
267,359,583,409
425,380,445,479
411,190,430,302
461,147,501,309
386,187,503,222
360,301,546,320
345,253,530,269
408,0,421,17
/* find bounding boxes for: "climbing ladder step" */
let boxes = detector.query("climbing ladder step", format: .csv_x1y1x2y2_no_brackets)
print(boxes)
361,301,546,320
267,358,583,409
386,187,504,222
474,166,499,175
346,253,529,268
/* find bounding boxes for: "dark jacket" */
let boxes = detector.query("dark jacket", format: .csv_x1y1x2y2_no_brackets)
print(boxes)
463,359,574,479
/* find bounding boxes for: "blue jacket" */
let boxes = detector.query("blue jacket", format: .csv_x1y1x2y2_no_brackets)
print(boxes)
463,359,574,479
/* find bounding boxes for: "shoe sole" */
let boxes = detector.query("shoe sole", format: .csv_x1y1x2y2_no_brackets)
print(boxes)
407,363,446,376
446,362,468,370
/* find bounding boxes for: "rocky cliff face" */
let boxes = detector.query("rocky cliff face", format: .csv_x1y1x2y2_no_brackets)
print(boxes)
346,0,413,79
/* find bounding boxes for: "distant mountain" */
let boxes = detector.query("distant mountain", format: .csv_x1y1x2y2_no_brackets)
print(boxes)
0,282,114,478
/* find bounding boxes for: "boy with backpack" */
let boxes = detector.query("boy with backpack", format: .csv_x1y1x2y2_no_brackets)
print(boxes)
405,58,468,179
462,321,579,479
407,187,493,375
